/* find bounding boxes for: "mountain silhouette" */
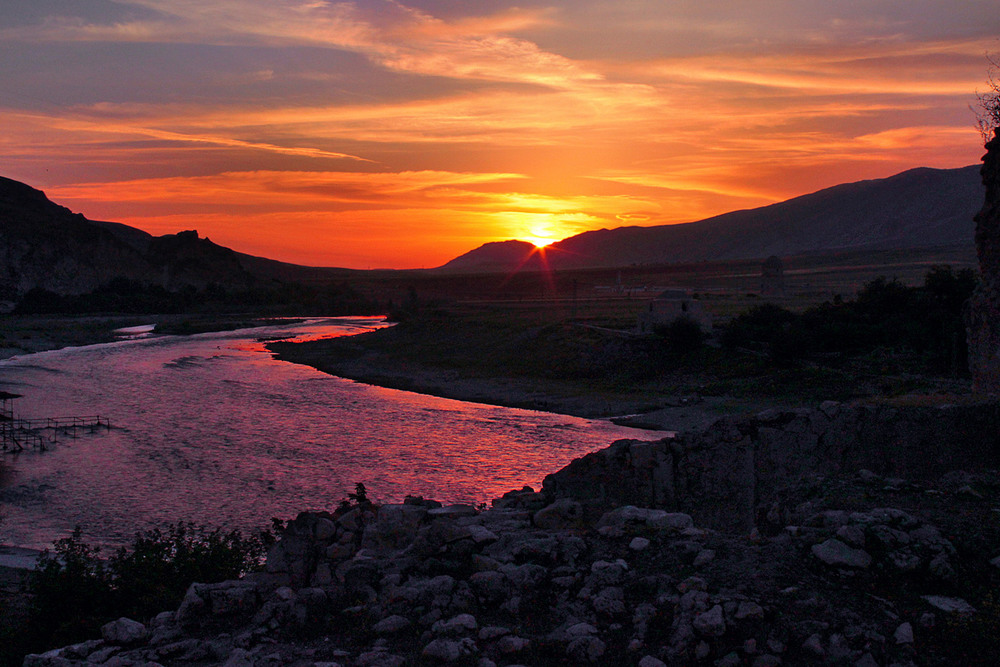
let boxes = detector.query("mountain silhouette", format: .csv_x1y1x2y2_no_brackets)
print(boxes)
1,163,985,302
437,165,982,272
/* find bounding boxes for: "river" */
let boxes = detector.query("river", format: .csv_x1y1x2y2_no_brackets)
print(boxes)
0,317,663,549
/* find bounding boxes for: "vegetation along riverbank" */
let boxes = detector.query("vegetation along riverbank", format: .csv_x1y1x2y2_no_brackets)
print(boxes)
268,265,977,430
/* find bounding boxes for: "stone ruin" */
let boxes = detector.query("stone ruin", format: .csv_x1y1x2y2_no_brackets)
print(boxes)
968,128,1000,393
759,255,785,298
636,289,713,334
543,400,1000,532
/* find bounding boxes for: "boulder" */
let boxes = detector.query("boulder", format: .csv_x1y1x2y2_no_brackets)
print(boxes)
100,617,148,646
692,605,726,637
361,504,427,552
373,615,412,635
811,539,872,569
432,614,478,636
421,638,476,662
921,595,977,614
533,499,584,529
894,621,914,644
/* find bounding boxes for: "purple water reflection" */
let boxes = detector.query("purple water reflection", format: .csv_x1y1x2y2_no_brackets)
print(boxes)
0,317,664,549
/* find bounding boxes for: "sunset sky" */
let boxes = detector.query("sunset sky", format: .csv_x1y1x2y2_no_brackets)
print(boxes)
2,1,998,268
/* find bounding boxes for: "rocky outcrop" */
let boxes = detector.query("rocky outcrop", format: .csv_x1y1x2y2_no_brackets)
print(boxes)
21,401,1000,666
0,177,256,300
969,128,1000,392
24,475,994,667
0,177,153,300
146,231,256,291
543,400,1000,532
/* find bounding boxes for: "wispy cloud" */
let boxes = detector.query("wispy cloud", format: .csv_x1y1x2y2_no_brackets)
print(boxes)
1,1,994,267
4,1,594,88
48,169,528,204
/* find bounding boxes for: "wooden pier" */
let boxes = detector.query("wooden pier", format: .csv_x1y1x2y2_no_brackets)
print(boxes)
0,392,111,452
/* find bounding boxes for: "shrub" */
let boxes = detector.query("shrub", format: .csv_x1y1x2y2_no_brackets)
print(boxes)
721,303,798,353
339,482,374,513
27,528,113,648
721,267,978,374
107,522,275,620
14,522,276,664
654,316,706,354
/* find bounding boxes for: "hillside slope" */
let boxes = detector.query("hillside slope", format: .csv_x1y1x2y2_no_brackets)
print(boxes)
438,165,982,272
0,176,351,300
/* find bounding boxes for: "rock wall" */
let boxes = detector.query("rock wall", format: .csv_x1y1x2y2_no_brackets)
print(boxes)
543,400,1000,532
27,498,976,666
968,128,1000,392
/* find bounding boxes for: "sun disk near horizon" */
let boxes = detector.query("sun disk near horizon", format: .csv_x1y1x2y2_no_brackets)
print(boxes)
525,236,557,248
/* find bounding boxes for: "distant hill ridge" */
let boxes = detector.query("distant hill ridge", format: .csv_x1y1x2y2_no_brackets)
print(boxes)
0,165,985,299
0,176,358,302
438,165,983,272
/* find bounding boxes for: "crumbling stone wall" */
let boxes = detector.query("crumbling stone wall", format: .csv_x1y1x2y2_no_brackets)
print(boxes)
968,128,1000,392
542,400,1000,532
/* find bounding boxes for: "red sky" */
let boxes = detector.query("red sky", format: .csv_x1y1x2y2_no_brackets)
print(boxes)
1,1,997,268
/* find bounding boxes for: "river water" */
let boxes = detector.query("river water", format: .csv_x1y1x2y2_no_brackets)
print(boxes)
0,317,661,549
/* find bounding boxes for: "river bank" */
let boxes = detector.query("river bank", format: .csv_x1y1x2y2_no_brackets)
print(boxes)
264,305,970,431
0,314,280,361
0,316,654,552
264,309,808,431
266,336,768,432
5,316,999,665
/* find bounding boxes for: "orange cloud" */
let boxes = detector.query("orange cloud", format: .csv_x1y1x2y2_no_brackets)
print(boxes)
0,2,992,268
49,170,527,204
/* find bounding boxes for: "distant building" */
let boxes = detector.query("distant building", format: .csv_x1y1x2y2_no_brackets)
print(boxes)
637,289,712,334
760,255,786,298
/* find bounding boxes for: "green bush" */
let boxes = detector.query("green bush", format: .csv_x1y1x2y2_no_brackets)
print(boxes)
107,522,276,620
9,522,276,665
27,528,113,648
722,267,978,374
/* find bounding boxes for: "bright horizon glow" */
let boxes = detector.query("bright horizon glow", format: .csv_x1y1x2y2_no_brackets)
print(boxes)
525,237,557,248
0,1,995,268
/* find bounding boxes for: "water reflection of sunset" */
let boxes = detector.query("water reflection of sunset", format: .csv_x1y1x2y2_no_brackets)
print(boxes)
0,319,663,548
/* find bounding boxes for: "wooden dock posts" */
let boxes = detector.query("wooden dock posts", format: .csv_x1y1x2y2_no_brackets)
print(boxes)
0,391,111,452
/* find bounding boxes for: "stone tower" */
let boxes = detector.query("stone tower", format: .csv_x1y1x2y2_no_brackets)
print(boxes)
760,255,785,298
967,128,1000,393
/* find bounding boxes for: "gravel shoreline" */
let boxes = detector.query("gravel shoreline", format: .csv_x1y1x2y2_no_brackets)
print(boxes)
265,337,781,432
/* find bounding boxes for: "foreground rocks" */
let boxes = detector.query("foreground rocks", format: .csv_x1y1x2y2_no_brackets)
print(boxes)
23,400,1000,666
24,466,1000,666
544,400,1000,532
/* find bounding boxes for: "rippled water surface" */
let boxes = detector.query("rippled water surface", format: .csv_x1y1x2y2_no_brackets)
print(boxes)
0,317,661,549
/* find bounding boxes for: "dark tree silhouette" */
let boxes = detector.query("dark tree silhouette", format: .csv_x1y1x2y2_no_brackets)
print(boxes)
975,53,1000,142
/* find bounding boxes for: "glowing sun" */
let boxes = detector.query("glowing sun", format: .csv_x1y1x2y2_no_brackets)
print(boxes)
525,236,556,248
